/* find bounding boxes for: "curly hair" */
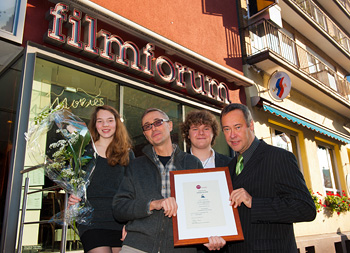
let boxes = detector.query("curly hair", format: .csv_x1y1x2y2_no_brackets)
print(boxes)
181,110,219,148
88,105,132,166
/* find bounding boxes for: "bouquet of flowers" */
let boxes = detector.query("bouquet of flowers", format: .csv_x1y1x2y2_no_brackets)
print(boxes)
25,103,96,226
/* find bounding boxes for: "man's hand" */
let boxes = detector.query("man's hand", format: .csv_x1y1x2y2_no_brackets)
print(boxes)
204,236,226,251
229,188,252,208
150,197,178,217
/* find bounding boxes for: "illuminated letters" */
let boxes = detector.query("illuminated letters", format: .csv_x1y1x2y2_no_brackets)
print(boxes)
83,15,99,56
141,43,155,77
45,3,231,104
154,56,176,84
67,9,83,51
46,3,68,44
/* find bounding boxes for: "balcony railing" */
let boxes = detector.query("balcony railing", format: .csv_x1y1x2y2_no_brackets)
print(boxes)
293,0,350,53
245,20,350,101
338,0,350,14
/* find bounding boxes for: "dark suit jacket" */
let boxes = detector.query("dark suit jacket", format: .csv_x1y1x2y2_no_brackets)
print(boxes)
227,140,316,253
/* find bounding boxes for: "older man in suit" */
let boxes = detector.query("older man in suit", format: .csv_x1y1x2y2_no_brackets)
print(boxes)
220,103,316,253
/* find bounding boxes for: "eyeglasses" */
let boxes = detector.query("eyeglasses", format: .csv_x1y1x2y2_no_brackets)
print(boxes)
142,119,169,131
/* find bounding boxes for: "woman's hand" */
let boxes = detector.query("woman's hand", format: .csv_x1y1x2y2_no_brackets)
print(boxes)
67,194,81,208
121,225,127,241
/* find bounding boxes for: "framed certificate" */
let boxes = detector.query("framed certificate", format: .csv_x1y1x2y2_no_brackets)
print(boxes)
170,167,244,246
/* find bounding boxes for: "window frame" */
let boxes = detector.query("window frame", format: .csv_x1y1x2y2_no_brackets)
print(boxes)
317,142,341,194
269,126,302,170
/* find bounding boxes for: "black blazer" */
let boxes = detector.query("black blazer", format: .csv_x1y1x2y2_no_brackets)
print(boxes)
227,140,316,253
214,151,233,168
186,150,232,168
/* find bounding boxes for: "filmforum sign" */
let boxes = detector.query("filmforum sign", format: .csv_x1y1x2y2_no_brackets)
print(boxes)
45,3,231,104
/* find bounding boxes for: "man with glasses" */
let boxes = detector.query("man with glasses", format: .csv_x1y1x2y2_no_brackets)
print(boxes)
113,108,226,252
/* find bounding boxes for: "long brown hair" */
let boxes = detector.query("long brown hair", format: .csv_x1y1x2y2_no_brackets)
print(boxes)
88,105,132,166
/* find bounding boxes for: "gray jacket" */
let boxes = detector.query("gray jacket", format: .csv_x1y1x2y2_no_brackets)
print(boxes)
113,144,203,253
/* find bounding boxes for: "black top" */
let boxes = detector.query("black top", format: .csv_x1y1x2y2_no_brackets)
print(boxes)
158,155,171,166
78,149,134,237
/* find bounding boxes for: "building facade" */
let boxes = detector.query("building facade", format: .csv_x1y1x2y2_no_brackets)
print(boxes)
2,0,349,252
0,0,254,252
238,0,350,252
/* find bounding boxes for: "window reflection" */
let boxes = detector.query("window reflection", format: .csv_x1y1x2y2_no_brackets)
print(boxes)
23,58,121,251
317,145,339,193
0,56,22,242
20,57,232,251
0,0,16,33
123,87,182,156
271,129,300,168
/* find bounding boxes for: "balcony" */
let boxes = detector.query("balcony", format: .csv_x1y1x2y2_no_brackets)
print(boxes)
278,0,350,72
316,0,350,37
294,0,350,51
244,20,350,117
338,0,350,14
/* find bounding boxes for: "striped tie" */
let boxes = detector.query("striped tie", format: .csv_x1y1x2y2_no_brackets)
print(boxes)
235,154,244,175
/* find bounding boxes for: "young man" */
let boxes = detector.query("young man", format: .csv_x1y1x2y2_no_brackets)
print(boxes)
181,110,232,169
220,103,316,253
113,108,226,252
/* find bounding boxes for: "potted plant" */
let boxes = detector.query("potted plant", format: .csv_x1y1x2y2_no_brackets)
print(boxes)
309,189,324,213
324,191,350,215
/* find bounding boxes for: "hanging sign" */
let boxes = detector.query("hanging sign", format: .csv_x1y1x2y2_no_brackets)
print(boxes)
269,71,291,100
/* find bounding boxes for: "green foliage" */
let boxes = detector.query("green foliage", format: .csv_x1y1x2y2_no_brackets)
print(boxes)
324,191,350,215
34,103,64,125
309,189,324,213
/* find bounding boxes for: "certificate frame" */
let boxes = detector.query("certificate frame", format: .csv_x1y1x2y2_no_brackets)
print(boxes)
170,167,244,246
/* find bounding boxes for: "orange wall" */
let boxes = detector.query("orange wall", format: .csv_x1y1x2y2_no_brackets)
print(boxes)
91,0,243,74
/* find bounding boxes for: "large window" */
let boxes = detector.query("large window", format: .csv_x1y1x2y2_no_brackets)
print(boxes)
270,128,301,169
317,144,340,194
0,55,22,244
32,58,120,124
123,87,183,157
122,88,230,157
23,58,122,251
20,57,231,251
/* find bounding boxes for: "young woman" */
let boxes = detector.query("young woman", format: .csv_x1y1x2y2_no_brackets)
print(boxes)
68,105,134,253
